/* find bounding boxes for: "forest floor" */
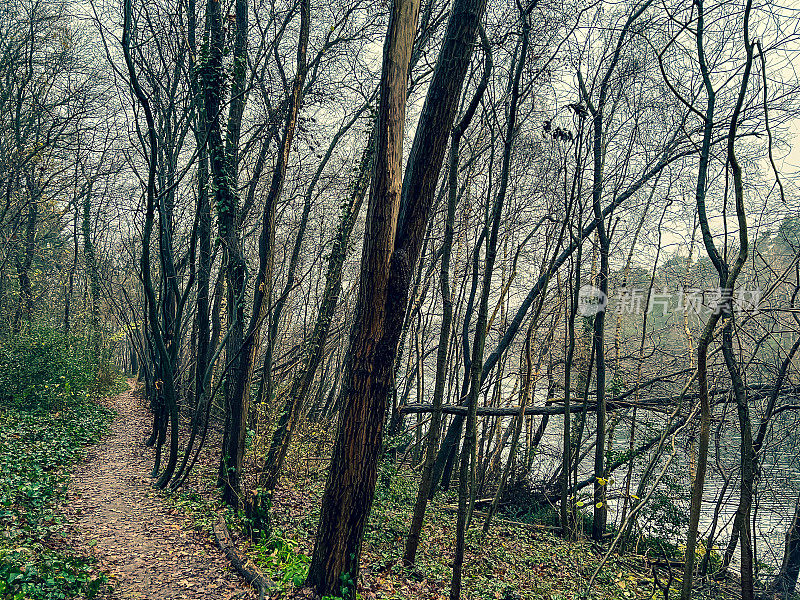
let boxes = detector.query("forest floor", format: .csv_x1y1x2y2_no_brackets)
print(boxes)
255,472,665,600
55,381,741,600
62,382,256,600
228,430,744,600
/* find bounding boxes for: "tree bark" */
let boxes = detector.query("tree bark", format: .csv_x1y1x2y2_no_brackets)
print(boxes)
307,0,487,591
305,0,420,593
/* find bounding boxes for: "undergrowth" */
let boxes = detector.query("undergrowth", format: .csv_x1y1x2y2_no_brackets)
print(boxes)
255,531,310,590
0,328,118,600
165,419,727,600
251,455,730,600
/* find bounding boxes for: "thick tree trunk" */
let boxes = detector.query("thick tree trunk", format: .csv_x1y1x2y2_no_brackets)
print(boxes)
200,0,251,504
307,0,486,592
305,1,420,592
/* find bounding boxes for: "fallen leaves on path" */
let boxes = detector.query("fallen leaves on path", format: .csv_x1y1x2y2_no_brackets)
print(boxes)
62,383,256,600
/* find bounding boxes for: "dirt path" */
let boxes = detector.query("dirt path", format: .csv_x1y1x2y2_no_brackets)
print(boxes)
64,383,256,600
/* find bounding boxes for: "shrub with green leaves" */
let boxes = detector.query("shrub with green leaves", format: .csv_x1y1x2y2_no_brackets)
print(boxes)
0,327,109,411
255,530,311,590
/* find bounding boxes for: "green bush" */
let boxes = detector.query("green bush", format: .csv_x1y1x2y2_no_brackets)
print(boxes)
0,327,110,411
255,530,311,590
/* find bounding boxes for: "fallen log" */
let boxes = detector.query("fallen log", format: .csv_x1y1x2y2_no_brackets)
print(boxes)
400,385,800,418
401,403,570,416
213,515,273,600
648,558,685,568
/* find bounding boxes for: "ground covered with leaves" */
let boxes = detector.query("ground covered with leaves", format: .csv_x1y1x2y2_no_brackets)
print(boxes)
249,467,670,600
63,384,256,600
0,329,118,600
179,430,735,600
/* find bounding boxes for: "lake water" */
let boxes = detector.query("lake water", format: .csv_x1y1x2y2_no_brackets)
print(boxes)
522,403,800,569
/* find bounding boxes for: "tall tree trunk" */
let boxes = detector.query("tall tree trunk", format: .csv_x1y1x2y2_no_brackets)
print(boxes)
306,0,486,591
65,183,81,336
722,18,755,597
305,0,420,592
403,27,490,563
577,0,655,539
678,3,717,592
121,0,180,490
201,0,250,504
172,0,211,484
723,323,755,599
241,0,311,456
561,247,581,535
681,0,753,594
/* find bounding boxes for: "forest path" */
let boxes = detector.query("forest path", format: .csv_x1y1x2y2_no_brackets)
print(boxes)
64,381,255,600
